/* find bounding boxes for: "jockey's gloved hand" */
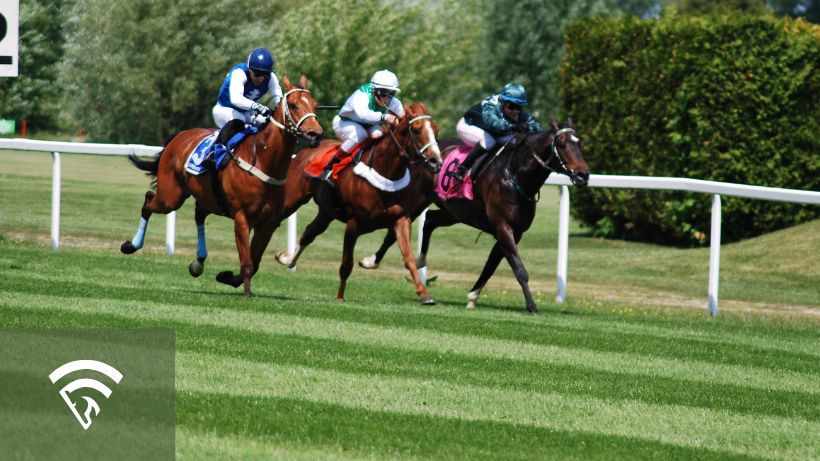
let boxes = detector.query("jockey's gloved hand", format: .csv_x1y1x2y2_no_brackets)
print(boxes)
251,102,271,117
513,122,528,133
382,113,399,126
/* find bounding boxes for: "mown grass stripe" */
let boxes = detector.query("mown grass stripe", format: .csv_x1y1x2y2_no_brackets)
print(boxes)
3,291,817,396
6,259,820,372
3,262,817,360
176,351,818,461
177,395,763,461
176,426,409,461
5,306,815,421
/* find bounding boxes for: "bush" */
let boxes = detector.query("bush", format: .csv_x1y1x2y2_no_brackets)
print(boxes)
561,13,819,245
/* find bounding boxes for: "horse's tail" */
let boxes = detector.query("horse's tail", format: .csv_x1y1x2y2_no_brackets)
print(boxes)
127,151,162,176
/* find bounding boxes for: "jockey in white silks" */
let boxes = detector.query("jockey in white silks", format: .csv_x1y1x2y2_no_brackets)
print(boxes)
320,69,406,181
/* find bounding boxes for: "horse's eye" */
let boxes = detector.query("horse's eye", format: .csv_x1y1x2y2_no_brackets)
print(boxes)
288,103,297,110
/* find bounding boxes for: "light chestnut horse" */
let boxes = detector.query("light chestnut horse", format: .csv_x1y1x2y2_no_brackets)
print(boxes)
273,103,442,304
121,75,323,297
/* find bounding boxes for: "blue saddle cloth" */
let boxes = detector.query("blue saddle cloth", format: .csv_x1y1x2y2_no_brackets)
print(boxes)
185,126,260,175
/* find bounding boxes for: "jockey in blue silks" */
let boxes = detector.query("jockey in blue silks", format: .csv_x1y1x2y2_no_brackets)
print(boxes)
320,69,406,182
211,48,283,148
454,83,543,181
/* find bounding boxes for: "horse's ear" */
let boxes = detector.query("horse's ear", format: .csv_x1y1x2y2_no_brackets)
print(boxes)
566,117,574,128
550,119,560,132
300,74,308,89
282,74,292,89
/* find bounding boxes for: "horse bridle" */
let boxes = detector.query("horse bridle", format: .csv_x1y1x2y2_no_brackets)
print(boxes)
233,88,317,186
523,127,578,177
268,88,318,142
386,114,440,167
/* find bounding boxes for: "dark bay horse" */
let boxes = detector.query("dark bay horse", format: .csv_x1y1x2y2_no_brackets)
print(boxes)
368,119,589,313
121,75,323,297
273,103,442,304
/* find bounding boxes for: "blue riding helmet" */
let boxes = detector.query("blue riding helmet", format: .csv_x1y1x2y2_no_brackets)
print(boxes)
247,48,276,74
499,83,528,106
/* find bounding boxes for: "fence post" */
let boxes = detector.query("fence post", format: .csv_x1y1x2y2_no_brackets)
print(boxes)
708,194,722,317
51,152,61,251
287,212,297,272
417,208,427,285
165,211,175,255
555,185,569,303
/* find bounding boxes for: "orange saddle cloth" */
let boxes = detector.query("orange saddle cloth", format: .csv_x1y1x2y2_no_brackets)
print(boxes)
304,143,366,181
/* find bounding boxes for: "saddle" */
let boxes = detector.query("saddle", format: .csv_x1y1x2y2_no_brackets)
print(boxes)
304,142,368,181
184,123,259,175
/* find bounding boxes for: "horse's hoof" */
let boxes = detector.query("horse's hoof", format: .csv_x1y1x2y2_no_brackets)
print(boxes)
120,240,138,254
466,290,480,309
188,259,204,277
527,305,539,314
216,271,242,288
358,255,379,269
275,251,295,269
420,295,436,305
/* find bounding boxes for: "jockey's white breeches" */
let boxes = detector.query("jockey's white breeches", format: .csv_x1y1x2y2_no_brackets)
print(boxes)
333,115,384,153
456,117,512,150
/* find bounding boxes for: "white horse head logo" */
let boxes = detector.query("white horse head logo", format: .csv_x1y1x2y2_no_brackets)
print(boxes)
48,360,123,430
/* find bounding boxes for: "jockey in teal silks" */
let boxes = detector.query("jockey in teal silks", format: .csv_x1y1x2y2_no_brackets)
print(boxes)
454,83,543,181
320,69,406,182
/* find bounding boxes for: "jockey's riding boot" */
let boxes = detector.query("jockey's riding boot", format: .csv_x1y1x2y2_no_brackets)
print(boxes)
320,155,343,185
454,144,487,181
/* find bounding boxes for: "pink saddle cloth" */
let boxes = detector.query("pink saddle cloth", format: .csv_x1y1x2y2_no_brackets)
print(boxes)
436,146,474,200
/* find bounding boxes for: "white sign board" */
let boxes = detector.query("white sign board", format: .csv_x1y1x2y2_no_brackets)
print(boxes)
0,0,19,77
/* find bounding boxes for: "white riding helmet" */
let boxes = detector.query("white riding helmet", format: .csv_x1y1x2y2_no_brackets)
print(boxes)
371,69,401,93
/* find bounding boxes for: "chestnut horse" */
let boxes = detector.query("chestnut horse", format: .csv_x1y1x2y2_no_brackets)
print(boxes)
121,75,323,297
273,103,442,304
367,119,589,313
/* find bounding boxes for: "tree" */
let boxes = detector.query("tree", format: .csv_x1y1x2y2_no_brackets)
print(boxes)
59,0,304,144
0,0,69,133
261,0,487,135
483,0,664,120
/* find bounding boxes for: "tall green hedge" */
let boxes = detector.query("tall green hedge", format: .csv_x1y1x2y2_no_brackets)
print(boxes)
561,13,819,245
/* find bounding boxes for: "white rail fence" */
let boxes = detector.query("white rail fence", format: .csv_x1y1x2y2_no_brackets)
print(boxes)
2,137,819,316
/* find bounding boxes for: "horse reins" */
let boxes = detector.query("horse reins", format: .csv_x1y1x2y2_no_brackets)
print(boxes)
511,128,579,201
231,88,318,186
385,114,439,165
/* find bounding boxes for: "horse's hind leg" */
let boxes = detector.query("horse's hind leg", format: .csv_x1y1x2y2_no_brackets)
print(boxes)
466,242,505,309
337,219,361,301
121,184,186,254
393,216,435,305
275,210,334,269
359,229,396,269
188,202,210,277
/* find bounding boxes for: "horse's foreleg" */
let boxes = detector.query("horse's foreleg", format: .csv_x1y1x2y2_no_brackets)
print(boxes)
393,217,435,305
337,219,360,301
188,202,209,277
496,225,538,314
359,229,396,270
275,210,333,269
249,217,278,277
466,242,505,309
417,209,458,268
215,211,253,296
